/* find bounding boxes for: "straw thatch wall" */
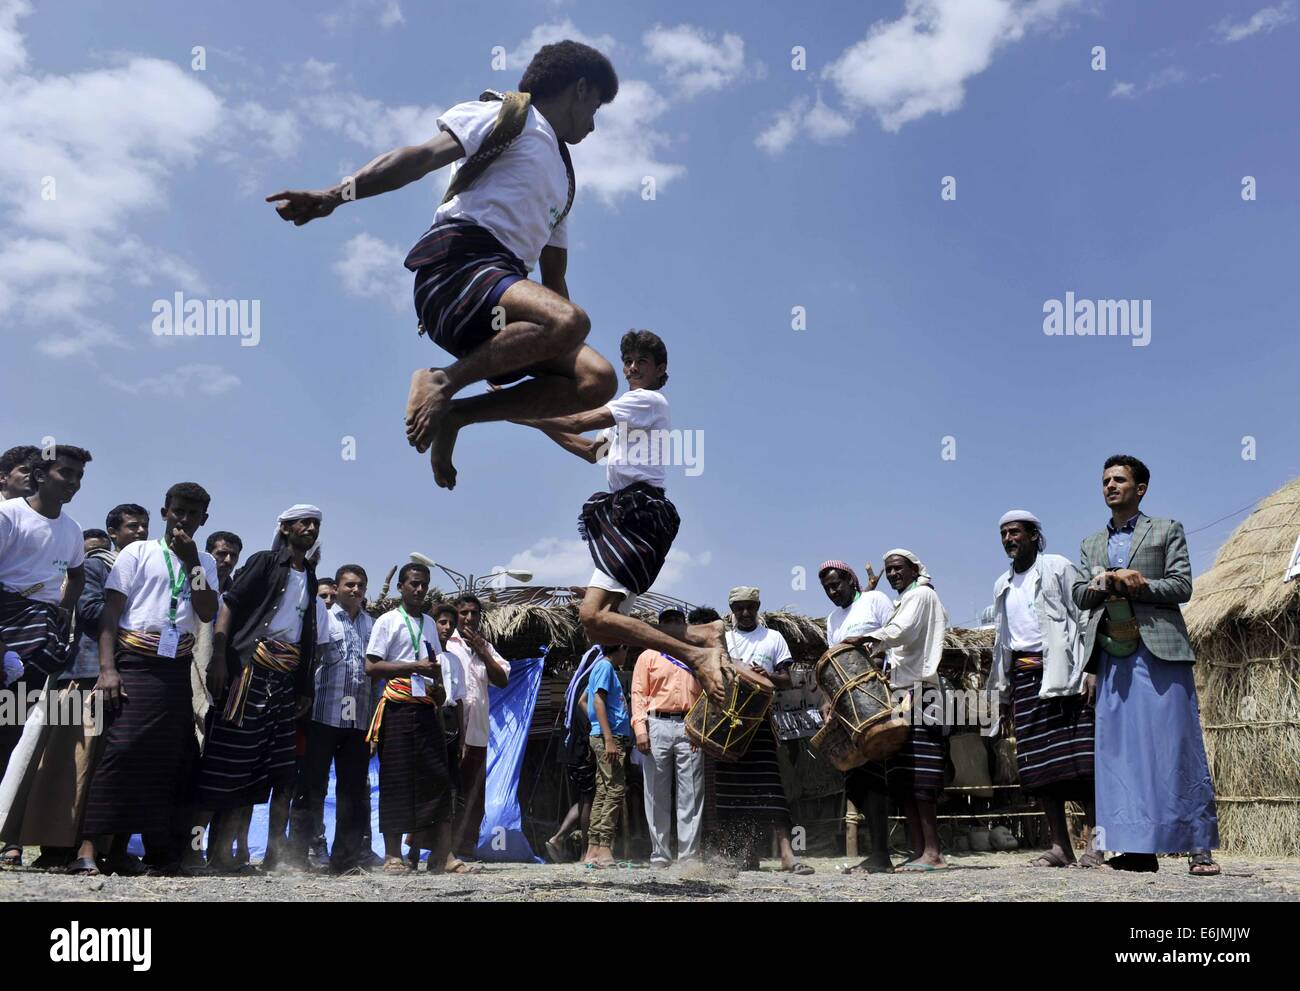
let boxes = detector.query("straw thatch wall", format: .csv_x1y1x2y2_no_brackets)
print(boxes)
1185,477,1300,856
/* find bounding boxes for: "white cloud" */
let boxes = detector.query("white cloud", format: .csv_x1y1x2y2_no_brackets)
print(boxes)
1214,2,1296,42
1109,65,1186,99
293,61,441,148
506,19,619,70
105,363,241,398
323,0,405,33
0,1,224,356
497,538,711,590
571,78,685,204
756,95,854,155
333,233,410,312
822,0,1082,134
229,101,302,159
643,23,746,99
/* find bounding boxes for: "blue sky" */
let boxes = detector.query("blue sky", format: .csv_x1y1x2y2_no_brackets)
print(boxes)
2,0,1297,625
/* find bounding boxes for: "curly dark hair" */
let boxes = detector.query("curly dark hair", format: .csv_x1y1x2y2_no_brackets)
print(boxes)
519,40,618,102
26,445,93,476
620,329,668,388
0,445,37,476
164,481,211,510
398,562,430,585
1104,454,1150,488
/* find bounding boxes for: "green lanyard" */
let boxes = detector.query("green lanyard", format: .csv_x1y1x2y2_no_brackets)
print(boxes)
159,538,187,626
397,606,424,659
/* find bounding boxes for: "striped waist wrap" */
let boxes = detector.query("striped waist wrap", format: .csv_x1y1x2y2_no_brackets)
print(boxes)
1012,651,1044,672
365,676,437,751
223,639,300,727
117,628,196,660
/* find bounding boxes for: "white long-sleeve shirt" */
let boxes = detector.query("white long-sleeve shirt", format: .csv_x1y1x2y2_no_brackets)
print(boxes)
864,582,947,687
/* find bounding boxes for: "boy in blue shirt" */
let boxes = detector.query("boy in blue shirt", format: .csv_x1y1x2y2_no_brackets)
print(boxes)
582,643,630,868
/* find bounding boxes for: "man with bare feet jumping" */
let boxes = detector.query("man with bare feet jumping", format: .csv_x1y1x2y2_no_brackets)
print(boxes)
516,330,732,703
267,41,620,489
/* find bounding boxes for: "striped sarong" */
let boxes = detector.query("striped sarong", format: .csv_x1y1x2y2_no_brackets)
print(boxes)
886,719,947,803
376,699,452,834
578,482,681,597
223,639,299,727
365,677,436,751
196,652,298,810
82,650,195,835
406,219,528,366
1012,665,1095,800
713,719,791,828
0,589,68,678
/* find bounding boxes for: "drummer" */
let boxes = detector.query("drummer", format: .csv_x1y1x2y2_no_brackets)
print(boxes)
720,587,814,875
818,560,896,874
860,551,949,871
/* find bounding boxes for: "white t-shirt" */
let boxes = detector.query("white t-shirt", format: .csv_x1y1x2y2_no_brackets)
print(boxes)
265,567,311,642
0,497,84,604
1006,564,1044,652
602,389,671,493
825,590,894,645
107,539,220,638
725,626,793,676
434,100,570,270
444,629,510,749
366,608,464,704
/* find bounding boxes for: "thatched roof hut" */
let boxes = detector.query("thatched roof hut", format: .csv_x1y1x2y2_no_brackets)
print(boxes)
1185,477,1300,856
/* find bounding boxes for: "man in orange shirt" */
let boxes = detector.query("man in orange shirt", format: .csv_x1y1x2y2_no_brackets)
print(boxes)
631,608,704,867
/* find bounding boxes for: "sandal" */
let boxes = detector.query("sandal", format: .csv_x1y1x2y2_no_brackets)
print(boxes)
67,856,100,877
382,858,413,874
896,860,949,872
103,855,147,877
1027,850,1073,868
447,860,484,875
1188,852,1220,876
1076,850,1105,869
785,861,816,876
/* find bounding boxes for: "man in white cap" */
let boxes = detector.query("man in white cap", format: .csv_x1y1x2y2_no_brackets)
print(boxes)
986,511,1097,867
861,550,948,871
719,586,813,874
195,504,329,873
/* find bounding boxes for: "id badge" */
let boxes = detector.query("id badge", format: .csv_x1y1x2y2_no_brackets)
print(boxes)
410,672,426,697
157,625,180,659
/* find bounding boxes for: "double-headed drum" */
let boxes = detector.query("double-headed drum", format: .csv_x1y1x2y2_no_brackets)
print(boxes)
685,666,774,762
812,642,910,768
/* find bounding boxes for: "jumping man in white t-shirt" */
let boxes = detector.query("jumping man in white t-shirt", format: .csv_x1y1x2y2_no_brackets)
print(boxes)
268,41,621,490
516,330,732,705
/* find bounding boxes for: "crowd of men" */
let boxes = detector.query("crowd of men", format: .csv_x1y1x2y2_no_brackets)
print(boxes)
0,444,1220,877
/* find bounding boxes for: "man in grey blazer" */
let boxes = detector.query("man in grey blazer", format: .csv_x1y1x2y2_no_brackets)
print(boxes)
1072,455,1219,875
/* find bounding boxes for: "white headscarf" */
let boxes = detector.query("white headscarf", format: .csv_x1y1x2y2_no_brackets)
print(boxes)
998,509,1047,551
272,504,323,563
882,548,933,587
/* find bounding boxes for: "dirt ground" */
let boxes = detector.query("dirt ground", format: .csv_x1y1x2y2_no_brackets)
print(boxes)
1,852,1296,902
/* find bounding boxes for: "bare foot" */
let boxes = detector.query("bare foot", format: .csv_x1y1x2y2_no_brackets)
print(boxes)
406,368,454,452
428,413,463,490
693,647,733,705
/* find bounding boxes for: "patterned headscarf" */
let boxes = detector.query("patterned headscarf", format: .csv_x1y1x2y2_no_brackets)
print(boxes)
817,559,860,592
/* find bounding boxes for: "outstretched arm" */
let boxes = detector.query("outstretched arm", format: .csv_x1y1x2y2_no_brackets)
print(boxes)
267,130,466,225
516,407,617,463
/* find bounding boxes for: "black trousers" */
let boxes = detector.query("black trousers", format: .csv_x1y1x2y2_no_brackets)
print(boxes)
290,720,370,869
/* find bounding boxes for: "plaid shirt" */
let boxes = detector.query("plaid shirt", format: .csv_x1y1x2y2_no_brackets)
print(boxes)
312,603,375,729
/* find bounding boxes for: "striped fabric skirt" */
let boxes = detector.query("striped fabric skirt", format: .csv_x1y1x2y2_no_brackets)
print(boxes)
196,664,297,809
713,720,791,829
578,482,681,597
0,590,68,678
377,701,452,834
406,219,528,368
886,720,947,803
82,655,195,835
1011,666,1095,799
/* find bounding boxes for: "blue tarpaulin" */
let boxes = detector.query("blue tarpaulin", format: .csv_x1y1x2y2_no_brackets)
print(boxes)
474,655,545,863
